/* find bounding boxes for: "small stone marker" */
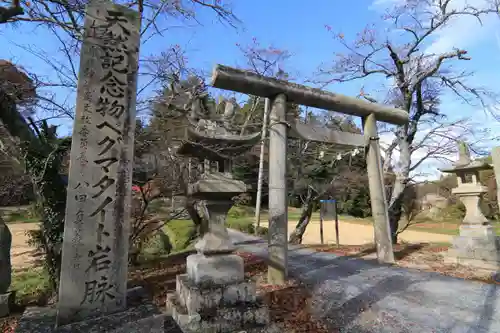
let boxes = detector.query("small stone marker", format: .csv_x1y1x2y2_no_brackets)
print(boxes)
56,0,140,325
0,216,13,317
491,147,500,215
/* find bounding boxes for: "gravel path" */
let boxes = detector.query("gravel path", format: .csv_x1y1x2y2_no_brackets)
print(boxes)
229,229,500,333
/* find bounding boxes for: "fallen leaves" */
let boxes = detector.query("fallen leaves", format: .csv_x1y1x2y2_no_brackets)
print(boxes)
129,250,329,332
237,252,330,333
0,314,19,333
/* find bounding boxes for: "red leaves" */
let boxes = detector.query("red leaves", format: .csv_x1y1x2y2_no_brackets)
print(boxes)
0,315,19,333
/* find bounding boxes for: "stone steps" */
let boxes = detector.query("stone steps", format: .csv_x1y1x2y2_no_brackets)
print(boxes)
166,292,271,333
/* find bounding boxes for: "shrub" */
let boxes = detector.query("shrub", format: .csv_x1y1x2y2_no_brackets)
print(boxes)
227,205,254,219
140,230,173,259
439,202,466,220
255,226,268,237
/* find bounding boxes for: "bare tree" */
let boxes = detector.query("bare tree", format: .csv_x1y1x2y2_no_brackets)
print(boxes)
2,0,239,120
235,39,292,135
0,0,23,23
317,0,500,243
233,39,292,232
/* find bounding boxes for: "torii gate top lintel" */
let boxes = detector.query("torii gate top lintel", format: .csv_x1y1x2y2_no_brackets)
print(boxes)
211,64,409,126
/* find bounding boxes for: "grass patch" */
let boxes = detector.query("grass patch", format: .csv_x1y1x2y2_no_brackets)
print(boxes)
2,210,39,224
11,267,51,306
163,219,196,253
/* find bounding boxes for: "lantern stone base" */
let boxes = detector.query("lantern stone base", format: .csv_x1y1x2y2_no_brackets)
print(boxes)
186,254,244,286
167,259,281,333
444,225,500,269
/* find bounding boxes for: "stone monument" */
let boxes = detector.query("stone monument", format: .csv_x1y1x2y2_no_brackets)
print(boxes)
441,142,499,269
0,216,13,318
165,93,280,332
15,1,166,331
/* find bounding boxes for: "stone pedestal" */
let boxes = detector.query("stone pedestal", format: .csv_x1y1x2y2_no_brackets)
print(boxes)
452,185,489,225
193,200,236,255
186,254,244,286
166,253,279,333
445,225,500,269
0,291,14,318
15,288,165,333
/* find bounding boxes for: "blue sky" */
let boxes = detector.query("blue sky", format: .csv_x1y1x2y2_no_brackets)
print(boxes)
1,0,499,179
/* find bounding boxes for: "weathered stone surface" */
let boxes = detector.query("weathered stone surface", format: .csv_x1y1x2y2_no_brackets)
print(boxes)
189,175,246,195
175,274,256,315
186,254,244,286
0,292,13,318
16,302,164,333
192,200,236,255
210,64,409,125
447,225,500,268
267,94,288,284
167,293,269,333
0,217,12,295
56,1,141,325
454,191,489,224
363,113,395,265
458,224,497,238
17,288,161,332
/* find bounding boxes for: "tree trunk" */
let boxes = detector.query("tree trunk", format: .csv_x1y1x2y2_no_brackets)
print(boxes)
254,98,269,234
388,185,404,244
387,134,411,244
288,189,314,244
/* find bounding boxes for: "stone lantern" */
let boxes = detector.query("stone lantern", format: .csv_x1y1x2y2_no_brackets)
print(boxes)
440,142,498,268
165,99,280,332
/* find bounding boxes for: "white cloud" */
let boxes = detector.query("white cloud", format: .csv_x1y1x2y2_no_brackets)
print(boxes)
426,0,498,55
371,0,499,56
379,131,452,181
370,0,499,181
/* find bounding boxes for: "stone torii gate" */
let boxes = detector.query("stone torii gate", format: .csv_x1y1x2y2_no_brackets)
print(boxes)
211,64,409,283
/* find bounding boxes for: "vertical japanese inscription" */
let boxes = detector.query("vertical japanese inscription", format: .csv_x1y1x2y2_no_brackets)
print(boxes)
57,2,140,325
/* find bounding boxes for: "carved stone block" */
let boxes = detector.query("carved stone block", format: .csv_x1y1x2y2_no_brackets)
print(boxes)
186,254,244,286
176,274,256,315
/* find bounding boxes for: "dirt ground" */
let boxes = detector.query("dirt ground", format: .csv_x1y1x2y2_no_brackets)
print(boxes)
8,222,40,269
7,219,453,269
258,219,452,245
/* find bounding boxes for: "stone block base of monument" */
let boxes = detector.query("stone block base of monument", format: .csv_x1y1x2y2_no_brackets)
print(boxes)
444,225,500,270
15,287,166,333
166,254,281,333
0,291,15,318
